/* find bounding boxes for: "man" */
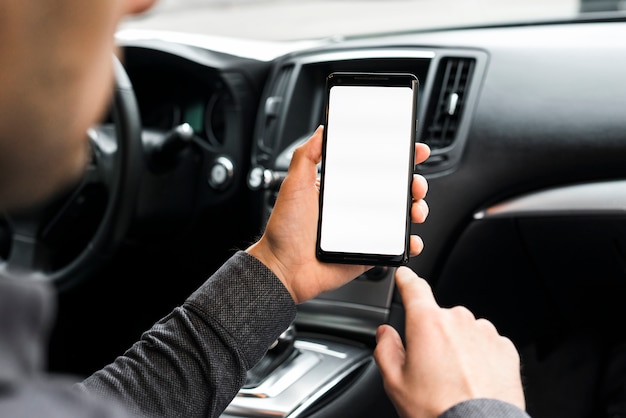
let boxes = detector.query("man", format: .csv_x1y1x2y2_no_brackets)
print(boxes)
0,0,528,416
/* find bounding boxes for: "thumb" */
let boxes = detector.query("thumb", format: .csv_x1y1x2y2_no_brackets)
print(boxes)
374,324,405,385
288,125,324,177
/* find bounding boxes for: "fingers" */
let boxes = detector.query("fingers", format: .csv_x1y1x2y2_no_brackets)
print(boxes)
394,266,438,310
412,174,428,201
374,324,405,386
409,171,428,256
409,235,424,256
411,174,428,224
412,144,429,226
415,142,431,165
411,198,429,224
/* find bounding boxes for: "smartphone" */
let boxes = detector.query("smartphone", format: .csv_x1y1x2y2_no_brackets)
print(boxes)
316,72,419,266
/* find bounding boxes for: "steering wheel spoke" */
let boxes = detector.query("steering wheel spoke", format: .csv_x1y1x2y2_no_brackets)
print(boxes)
87,124,119,189
2,208,52,277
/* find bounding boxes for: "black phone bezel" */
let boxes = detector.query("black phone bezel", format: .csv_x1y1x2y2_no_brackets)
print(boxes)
316,71,419,266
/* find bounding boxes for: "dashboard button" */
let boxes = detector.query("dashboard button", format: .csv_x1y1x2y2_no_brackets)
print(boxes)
208,156,234,190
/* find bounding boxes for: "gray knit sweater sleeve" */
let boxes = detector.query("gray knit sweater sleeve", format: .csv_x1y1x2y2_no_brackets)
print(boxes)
77,251,297,418
440,399,531,418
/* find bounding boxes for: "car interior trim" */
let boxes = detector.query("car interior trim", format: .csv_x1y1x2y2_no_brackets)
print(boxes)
296,299,390,338
223,337,371,418
294,48,436,64
116,28,331,61
474,179,626,219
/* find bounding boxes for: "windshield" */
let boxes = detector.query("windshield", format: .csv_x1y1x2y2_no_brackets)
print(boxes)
120,0,625,41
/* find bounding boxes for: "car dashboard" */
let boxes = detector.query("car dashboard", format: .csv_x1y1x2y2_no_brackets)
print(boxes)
47,18,626,418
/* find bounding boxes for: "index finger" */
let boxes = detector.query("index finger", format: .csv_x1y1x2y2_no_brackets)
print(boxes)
394,266,438,311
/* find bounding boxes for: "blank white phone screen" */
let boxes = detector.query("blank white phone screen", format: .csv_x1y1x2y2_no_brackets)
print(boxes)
320,84,414,255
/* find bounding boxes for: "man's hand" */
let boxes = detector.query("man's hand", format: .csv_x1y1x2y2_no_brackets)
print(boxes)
246,125,430,303
374,267,526,418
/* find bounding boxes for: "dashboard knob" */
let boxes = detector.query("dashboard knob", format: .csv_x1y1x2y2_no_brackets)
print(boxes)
248,166,286,191
208,156,234,190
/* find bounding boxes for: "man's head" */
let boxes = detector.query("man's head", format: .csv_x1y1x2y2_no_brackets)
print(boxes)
0,0,156,212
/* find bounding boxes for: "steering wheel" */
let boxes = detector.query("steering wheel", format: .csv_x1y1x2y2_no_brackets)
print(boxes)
0,56,143,291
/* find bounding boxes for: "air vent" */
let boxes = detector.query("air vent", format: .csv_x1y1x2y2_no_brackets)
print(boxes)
422,57,475,150
259,64,294,153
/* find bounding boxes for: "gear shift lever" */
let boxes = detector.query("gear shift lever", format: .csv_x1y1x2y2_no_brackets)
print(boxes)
243,323,297,388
